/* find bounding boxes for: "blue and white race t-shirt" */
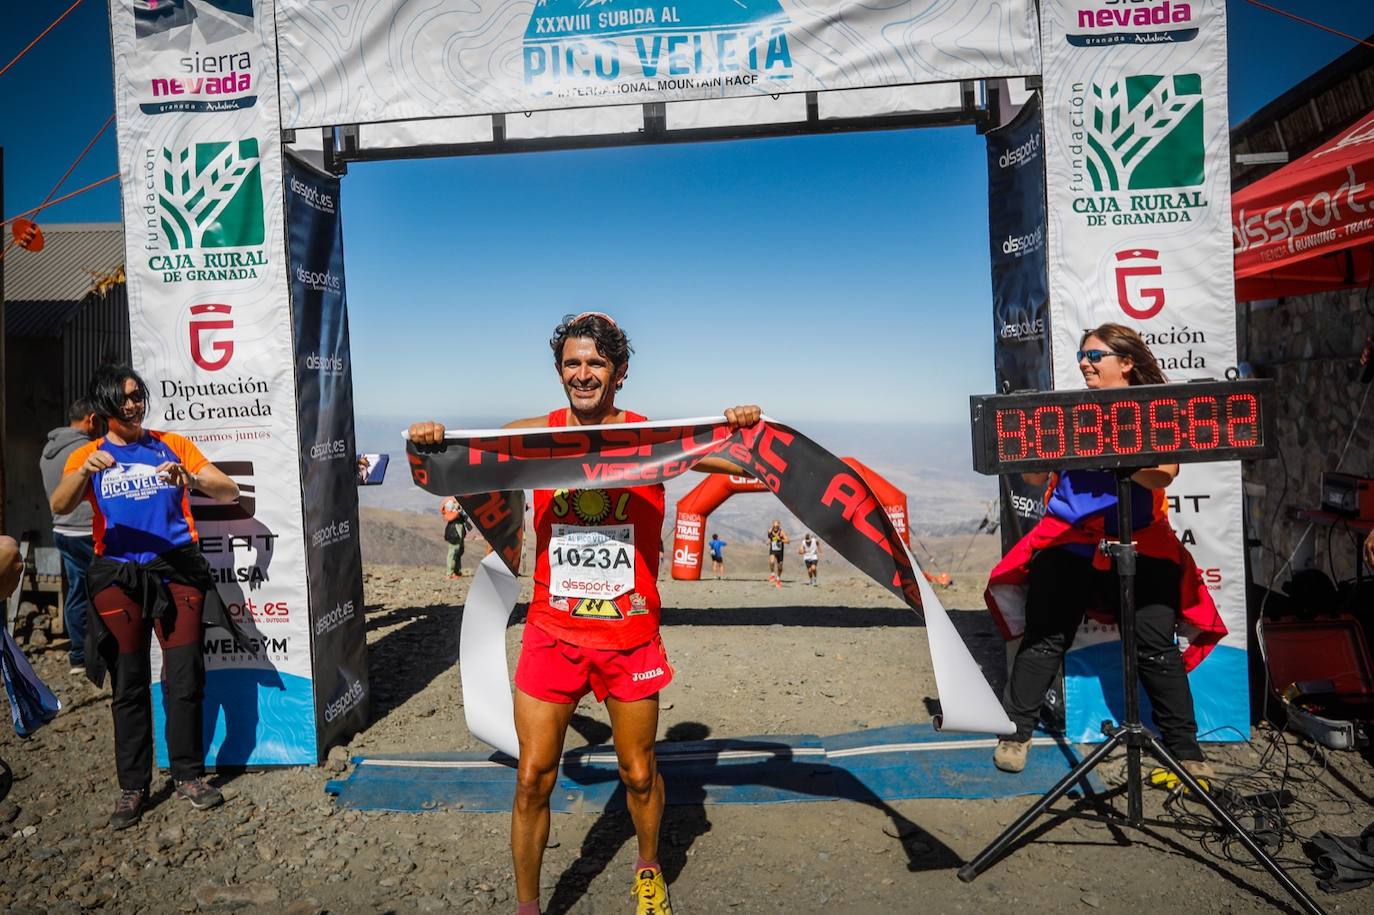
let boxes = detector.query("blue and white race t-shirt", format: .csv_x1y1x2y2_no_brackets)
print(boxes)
64,430,208,564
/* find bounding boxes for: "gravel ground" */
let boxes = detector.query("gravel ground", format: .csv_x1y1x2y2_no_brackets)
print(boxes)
2,560,1372,914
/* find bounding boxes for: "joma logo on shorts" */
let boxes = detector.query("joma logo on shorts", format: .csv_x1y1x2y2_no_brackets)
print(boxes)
631,667,664,682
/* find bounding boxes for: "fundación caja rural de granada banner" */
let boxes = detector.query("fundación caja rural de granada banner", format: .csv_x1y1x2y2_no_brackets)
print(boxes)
109,0,335,765
1041,0,1247,742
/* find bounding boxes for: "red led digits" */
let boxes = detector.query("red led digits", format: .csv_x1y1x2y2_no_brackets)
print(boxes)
1071,403,1105,456
996,408,1029,460
1226,393,1258,445
1032,406,1067,458
1148,398,1181,451
1185,396,1221,449
1110,400,1144,454
975,383,1268,472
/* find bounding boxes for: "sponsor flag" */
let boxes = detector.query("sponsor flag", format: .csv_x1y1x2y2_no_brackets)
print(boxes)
110,0,317,765
1040,0,1246,743
987,94,1052,549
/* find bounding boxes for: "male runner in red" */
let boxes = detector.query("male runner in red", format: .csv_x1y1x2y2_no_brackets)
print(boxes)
409,312,760,915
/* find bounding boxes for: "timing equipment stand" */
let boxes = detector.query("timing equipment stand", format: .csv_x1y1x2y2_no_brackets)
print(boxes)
956,470,1325,915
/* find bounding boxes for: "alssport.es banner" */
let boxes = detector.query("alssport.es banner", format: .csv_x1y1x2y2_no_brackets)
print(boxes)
285,155,370,756
406,416,1015,755
275,0,1041,129
110,0,318,765
987,94,1052,552
1040,0,1247,742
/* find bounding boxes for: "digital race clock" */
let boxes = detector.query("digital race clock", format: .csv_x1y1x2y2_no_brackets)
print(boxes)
970,379,1276,474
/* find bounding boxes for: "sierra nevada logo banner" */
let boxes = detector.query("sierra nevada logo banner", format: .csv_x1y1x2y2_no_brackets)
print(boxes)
1040,0,1247,745
131,0,259,115
276,0,1040,129
110,0,319,766
406,417,1017,742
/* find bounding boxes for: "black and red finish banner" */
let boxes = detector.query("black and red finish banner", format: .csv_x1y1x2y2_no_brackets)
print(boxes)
406,417,926,615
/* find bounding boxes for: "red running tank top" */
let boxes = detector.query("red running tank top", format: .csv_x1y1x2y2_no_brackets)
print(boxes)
528,408,666,649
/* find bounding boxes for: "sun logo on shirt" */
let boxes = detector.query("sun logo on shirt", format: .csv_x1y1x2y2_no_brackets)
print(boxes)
571,489,612,524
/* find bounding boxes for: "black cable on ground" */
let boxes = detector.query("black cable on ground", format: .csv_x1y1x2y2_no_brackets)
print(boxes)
1153,723,1358,874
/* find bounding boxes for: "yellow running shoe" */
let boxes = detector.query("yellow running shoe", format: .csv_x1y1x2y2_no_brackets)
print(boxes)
632,867,672,915
1148,764,1211,794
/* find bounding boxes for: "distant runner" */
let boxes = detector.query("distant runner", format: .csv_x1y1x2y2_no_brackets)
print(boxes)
408,312,761,915
708,533,727,580
766,519,789,586
799,533,821,586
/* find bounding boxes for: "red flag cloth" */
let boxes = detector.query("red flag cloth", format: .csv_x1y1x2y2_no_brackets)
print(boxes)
983,513,1226,672
1233,110,1374,301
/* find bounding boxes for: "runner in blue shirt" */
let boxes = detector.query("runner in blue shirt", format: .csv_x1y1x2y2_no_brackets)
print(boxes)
708,534,726,579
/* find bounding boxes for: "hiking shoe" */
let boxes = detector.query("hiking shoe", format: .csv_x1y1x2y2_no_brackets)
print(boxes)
109,788,147,830
993,738,1031,773
632,868,672,915
1181,758,1214,781
174,777,224,810
1178,758,1214,792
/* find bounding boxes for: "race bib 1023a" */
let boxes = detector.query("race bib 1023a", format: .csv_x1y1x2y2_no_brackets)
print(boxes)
549,524,635,601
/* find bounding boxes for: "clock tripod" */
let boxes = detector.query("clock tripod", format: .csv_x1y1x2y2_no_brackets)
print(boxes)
956,469,1324,915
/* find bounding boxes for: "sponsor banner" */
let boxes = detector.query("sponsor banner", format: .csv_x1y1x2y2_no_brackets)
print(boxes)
407,416,1015,736
1041,0,1246,741
987,93,1053,549
276,0,1040,129
671,511,706,578
110,0,317,765
286,155,369,755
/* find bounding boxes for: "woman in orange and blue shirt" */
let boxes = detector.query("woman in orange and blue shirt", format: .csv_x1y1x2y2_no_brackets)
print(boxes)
50,364,240,829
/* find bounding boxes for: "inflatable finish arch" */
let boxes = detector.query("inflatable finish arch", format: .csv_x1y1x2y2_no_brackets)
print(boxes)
670,458,908,580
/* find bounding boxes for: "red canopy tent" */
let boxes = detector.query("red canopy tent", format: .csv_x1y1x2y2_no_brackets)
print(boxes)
1232,109,1374,302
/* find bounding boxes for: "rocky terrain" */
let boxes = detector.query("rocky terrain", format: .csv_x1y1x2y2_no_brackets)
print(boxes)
2,524,1371,913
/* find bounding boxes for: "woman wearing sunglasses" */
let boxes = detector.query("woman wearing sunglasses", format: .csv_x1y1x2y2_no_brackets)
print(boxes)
50,363,241,829
986,323,1223,780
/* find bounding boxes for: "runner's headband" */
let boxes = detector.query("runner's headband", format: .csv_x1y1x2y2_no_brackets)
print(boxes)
571,311,617,326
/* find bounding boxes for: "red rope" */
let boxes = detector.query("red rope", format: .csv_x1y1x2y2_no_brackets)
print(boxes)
1,172,118,261
1242,0,1374,50
2,173,118,229
33,113,116,216
0,0,87,80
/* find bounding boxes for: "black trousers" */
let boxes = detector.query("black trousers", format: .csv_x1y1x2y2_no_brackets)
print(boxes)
94,583,206,790
1003,546,1203,760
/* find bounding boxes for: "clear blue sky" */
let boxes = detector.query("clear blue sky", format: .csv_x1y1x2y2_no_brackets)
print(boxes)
4,1,1374,424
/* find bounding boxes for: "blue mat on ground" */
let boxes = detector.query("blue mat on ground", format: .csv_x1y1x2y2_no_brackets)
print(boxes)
326,724,1102,813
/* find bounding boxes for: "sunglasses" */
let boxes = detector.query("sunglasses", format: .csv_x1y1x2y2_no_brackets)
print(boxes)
122,390,146,404
1077,349,1124,364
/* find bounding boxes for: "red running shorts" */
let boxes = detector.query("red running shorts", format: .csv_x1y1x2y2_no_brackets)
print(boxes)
514,623,674,704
